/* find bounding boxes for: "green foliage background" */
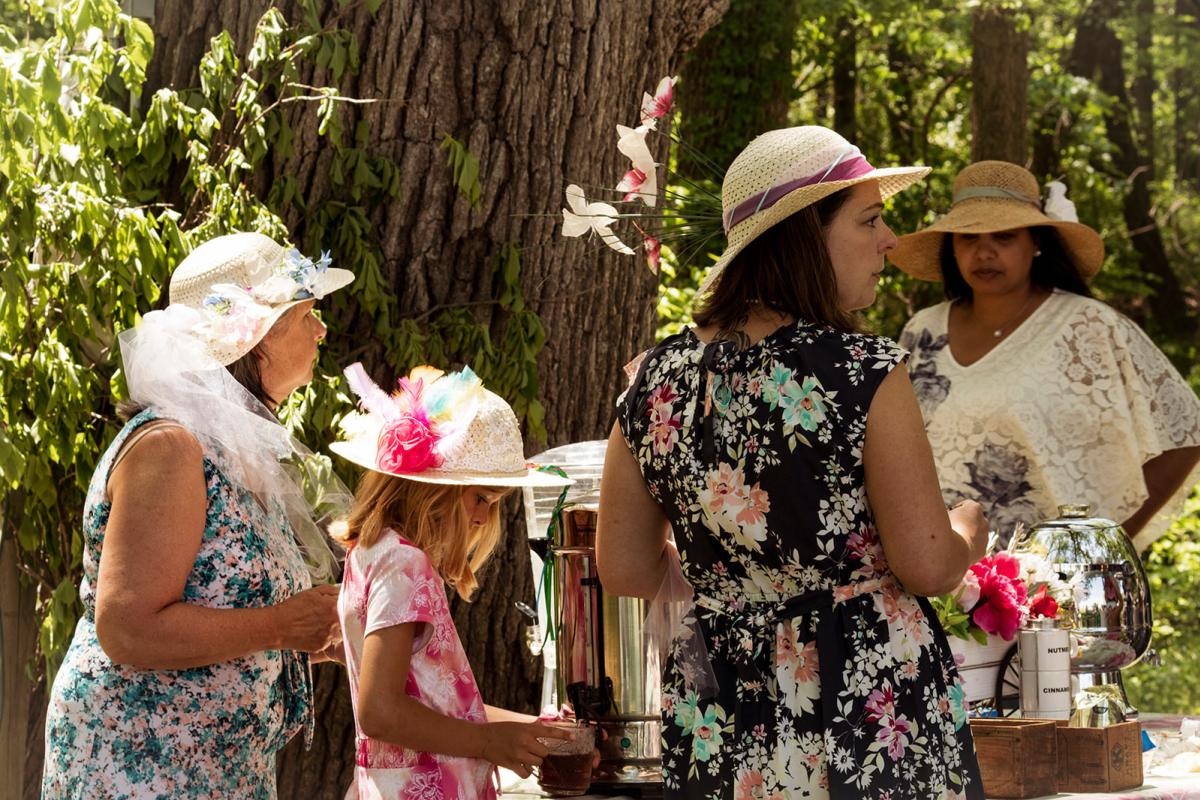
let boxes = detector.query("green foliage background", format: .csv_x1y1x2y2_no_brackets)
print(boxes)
661,0,1200,712
0,0,546,682
1,0,1196,718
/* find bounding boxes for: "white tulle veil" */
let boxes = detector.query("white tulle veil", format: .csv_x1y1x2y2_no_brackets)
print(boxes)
118,304,347,582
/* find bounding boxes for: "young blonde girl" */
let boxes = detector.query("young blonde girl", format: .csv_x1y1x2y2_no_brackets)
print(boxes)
330,363,574,799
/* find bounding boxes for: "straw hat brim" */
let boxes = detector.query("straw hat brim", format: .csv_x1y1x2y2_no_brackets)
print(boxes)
207,267,355,365
697,166,931,296
889,202,1105,281
329,439,574,488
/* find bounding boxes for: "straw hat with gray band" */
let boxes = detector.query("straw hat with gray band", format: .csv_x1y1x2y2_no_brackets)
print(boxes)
697,126,931,296
889,160,1105,281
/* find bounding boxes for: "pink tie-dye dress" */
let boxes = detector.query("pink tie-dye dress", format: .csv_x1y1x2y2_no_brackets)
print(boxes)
339,530,497,800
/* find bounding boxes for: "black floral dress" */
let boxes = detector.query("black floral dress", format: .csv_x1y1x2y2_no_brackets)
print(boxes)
618,322,983,800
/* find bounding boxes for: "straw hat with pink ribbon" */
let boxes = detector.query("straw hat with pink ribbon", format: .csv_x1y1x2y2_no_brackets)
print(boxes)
697,126,931,295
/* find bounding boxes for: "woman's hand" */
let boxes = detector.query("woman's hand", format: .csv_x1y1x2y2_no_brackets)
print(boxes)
481,721,572,778
273,584,341,653
311,640,346,664
948,500,989,564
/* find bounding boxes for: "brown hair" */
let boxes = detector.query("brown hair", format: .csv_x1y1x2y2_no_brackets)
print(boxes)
693,189,859,333
331,472,506,601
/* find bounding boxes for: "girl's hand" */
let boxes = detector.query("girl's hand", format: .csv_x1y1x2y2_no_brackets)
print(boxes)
481,721,572,777
274,584,341,653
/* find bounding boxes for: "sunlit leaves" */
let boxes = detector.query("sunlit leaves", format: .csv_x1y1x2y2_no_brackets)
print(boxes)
0,0,358,680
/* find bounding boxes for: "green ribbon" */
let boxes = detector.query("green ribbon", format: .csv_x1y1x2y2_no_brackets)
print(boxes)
533,464,571,648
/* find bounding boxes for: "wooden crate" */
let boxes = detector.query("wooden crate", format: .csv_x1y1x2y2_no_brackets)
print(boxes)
1055,720,1143,793
969,718,1059,798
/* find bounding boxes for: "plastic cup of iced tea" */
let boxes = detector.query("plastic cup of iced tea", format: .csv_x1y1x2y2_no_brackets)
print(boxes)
535,720,595,797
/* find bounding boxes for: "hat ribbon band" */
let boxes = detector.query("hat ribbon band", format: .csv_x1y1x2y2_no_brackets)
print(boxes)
721,153,875,234
952,186,1040,209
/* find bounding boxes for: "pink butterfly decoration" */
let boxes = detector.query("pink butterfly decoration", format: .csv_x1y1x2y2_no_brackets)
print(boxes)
617,167,648,201
644,235,662,273
640,76,677,127
616,124,657,207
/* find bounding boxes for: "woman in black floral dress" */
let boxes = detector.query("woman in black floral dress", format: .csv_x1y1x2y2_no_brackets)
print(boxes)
597,127,989,799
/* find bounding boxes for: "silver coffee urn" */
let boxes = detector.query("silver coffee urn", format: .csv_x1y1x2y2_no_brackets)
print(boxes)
1008,504,1154,716
523,441,664,789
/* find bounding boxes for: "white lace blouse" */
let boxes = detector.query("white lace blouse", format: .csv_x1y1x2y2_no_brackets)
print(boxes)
899,290,1200,551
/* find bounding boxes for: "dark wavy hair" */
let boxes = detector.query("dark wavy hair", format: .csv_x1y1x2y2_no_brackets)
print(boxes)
693,188,859,333
940,226,1092,302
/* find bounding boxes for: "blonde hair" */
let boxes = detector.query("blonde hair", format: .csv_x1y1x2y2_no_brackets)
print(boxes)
332,471,506,600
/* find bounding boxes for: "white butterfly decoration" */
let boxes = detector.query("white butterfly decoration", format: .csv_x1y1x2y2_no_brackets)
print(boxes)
616,124,657,207
559,76,678,271
561,184,635,255
1043,181,1079,223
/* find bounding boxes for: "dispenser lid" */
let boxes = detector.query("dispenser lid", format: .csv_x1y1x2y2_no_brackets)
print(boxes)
1011,503,1139,570
1029,504,1125,535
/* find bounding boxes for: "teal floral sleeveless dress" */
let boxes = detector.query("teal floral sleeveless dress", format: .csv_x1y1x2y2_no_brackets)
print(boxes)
618,322,983,799
42,409,315,799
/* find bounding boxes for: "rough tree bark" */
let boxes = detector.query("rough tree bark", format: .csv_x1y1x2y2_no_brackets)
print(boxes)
970,5,1029,163
1069,0,1197,339
144,2,730,798
1175,0,1200,188
831,15,857,143
677,0,799,177
1,540,42,800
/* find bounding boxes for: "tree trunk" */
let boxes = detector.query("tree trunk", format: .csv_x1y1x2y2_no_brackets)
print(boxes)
831,15,857,144
677,0,799,177
1134,0,1155,166
885,38,916,164
1069,0,1197,339
970,5,1029,163
1,538,44,800
145,2,730,797
1175,0,1200,188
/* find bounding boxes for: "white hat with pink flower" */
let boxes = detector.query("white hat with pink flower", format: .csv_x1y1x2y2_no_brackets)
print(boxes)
330,363,572,488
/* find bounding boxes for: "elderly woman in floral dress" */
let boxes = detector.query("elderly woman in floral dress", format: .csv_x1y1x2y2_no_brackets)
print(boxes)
42,232,354,798
893,161,1200,551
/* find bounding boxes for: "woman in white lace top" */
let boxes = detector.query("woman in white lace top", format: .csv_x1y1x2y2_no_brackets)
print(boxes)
890,161,1200,551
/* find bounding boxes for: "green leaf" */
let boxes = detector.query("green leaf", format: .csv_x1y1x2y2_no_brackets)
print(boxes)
439,134,482,208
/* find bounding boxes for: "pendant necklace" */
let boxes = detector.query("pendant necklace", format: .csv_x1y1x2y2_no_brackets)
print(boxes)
988,292,1040,338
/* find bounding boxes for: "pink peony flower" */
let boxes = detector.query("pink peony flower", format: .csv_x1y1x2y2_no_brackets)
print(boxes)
954,570,981,612
968,553,1028,640
377,414,442,473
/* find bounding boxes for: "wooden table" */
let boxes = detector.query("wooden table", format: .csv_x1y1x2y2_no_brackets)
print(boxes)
500,715,1200,798
501,770,1200,799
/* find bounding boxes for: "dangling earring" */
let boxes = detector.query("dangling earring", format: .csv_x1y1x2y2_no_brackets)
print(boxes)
1034,249,1043,257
